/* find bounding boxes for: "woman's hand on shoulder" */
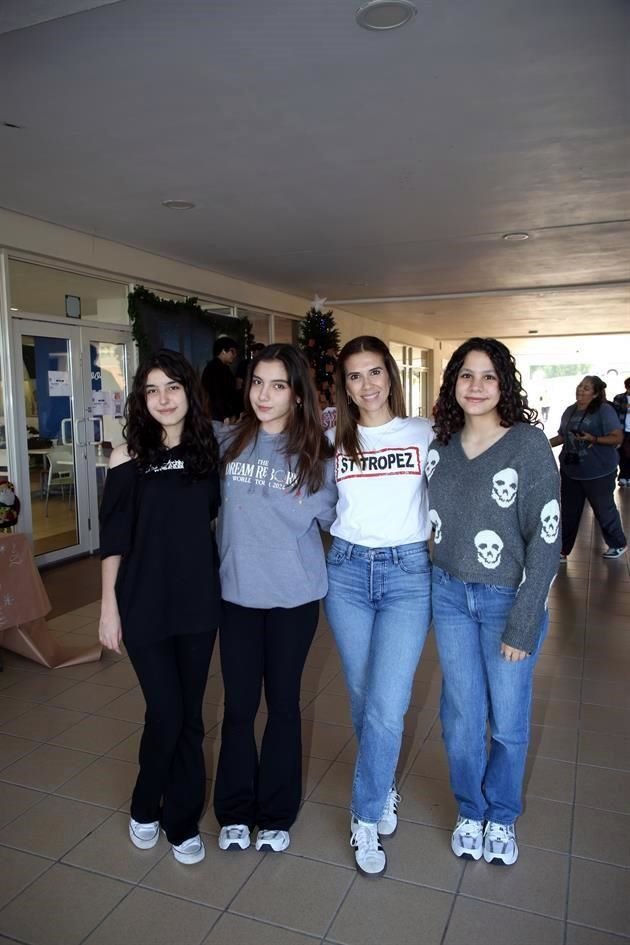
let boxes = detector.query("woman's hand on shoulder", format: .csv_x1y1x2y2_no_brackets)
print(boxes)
500,643,528,662
108,444,132,469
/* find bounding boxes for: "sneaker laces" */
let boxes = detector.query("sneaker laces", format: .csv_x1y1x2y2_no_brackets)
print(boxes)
456,817,483,837
382,790,401,818
351,822,382,855
224,824,248,841
485,822,514,843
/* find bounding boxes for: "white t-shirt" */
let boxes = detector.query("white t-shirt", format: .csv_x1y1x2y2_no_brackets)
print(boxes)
328,416,433,548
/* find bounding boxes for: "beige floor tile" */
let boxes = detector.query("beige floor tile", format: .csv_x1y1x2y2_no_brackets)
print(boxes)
578,731,630,771
568,858,630,936
47,681,126,713
396,773,458,828
83,886,219,945
0,743,95,791
203,913,318,945
566,923,630,945
0,694,35,725
309,761,353,809
105,728,142,763
519,796,573,853
0,846,51,910
141,840,261,910
533,674,581,702
582,678,630,710
408,739,450,780
47,611,98,631
230,855,354,938
0,782,44,829
97,686,149,724
535,654,582,680
0,733,39,769
329,877,452,945
443,898,564,945
460,846,569,918
0,794,111,859
89,660,139,690
0,862,129,945
529,723,579,763
302,692,352,727
302,719,353,761
51,714,140,754
580,704,630,737
55,755,137,808
1,703,86,742
572,805,630,868
583,657,630,684
531,698,580,728
0,673,77,704
524,756,575,804
288,800,354,868
385,821,464,890
303,755,334,798
63,808,170,883
575,765,630,814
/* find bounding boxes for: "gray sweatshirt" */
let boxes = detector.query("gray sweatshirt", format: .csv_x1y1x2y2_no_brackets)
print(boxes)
216,428,337,608
427,423,560,653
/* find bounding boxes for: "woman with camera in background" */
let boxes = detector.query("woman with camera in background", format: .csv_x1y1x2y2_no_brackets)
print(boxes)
550,375,626,560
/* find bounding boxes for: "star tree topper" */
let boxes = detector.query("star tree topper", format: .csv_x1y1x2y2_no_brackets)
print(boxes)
311,295,328,313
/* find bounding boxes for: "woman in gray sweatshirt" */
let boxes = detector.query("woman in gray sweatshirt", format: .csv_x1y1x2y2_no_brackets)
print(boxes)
213,344,337,855
427,337,560,868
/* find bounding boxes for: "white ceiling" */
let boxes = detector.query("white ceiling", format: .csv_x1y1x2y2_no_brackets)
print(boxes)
1,0,629,338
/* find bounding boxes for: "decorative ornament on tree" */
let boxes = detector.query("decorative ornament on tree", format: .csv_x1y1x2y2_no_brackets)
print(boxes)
298,296,340,384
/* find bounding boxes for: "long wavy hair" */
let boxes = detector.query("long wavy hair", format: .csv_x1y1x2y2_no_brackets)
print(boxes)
576,375,607,414
221,343,333,493
124,348,219,477
334,336,406,464
433,337,538,444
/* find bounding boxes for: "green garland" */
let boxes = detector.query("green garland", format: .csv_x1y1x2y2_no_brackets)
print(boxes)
128,285,252,361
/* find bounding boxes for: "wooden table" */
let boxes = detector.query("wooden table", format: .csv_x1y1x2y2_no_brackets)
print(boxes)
0,533,102,668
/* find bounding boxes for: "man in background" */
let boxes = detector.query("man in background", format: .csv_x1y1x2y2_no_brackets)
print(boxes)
613,377,630,487
201,337,239,422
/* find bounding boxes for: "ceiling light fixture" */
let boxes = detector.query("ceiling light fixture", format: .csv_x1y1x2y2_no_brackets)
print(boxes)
10,306,18,311
528,329,538,334
502,232,529,241
162,199,196,210
355,0,417,31
2,121,23,129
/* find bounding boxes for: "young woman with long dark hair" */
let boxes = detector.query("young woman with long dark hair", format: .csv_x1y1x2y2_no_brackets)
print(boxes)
429,337,560,867
549,375,625,560
213,343,336,854
324,335,433,877
99,349,221,865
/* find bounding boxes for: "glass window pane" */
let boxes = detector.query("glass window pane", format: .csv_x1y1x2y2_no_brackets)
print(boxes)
9,259,128,324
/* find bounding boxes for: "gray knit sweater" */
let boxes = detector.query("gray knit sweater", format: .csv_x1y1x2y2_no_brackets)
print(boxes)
427,423,560,653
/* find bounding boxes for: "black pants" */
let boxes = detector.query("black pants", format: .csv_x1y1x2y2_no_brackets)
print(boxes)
619,434,630,481
214,599,319,830
127,630,216,845
560,470,626,555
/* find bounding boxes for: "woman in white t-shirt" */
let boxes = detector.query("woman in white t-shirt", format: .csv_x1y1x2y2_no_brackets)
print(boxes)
324,335,433,878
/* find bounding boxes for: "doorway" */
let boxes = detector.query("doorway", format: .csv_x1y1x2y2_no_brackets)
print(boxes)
12,318,133,565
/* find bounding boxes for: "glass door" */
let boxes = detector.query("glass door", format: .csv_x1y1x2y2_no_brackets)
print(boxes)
12,319,132,565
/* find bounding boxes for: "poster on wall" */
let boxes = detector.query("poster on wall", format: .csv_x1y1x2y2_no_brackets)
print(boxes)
48,371,70,397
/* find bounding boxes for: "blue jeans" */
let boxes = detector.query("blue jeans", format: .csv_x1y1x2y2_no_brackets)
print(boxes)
432,566,548,825
324,538,432,823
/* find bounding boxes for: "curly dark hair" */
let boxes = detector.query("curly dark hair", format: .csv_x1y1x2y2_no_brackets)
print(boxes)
576,375,607,414
432,337,539,444
124,348,219,477
222,343,334,494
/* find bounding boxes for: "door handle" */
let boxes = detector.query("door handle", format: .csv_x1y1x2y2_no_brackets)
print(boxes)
75,418,88,448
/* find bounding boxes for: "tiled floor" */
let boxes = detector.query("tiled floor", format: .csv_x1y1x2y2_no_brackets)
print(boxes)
1,498,629,945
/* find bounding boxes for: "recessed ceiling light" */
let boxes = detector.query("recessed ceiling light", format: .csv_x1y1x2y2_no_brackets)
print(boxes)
162,199,196,210
528,329,538,334
2,121,23,129
355,0,417,31
502,232,529,241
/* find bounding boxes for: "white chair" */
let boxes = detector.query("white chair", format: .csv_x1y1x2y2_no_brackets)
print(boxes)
44,447,75,516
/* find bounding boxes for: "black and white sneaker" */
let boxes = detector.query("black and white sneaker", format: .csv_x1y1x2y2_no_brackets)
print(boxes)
350,820,386,877
483,821,518,866
451,816,483,860
218,824,251,851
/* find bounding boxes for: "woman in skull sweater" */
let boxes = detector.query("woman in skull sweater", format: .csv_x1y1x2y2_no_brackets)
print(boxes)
427,337,560,868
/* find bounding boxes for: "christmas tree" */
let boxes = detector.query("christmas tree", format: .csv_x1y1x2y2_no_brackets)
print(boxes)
298,296,340,383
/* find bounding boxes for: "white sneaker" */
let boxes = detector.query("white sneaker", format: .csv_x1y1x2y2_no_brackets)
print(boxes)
451,816,483,860
377,789,401,837
350,820,386,877
128,817,159,850
172,834,205,865
255,829,290,852
218,824,251,851
602,546,627,559
483,821,518,866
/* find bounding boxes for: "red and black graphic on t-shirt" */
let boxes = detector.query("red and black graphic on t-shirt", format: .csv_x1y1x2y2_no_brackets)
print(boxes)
336,446,421,481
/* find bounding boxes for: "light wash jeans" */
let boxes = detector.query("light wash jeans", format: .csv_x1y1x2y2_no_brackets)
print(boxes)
324,538,432,823
432,566,548,825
